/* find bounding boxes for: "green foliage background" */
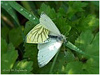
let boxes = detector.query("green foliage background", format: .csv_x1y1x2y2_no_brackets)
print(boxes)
1,1,99,74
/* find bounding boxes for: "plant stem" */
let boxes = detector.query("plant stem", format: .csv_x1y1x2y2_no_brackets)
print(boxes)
49,50,60,74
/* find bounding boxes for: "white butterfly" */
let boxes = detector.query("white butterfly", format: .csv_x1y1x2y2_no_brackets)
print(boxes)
37,13,66,67
26,13,66,67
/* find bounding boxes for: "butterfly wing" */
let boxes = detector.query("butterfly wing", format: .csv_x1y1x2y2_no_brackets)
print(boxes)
40,13,61,36
37,38,63,67
26,24,49,43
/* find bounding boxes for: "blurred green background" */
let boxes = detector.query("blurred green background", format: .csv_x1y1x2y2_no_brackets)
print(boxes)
1,1,99,74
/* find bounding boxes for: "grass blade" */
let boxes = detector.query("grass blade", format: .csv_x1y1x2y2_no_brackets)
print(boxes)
1,1,20,26
8,1,39,25
49,50,60,74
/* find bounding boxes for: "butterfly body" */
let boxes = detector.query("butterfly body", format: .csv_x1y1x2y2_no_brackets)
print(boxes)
49,34,66,42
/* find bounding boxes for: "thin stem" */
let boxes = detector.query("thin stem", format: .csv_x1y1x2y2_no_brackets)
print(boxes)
49,50,60,74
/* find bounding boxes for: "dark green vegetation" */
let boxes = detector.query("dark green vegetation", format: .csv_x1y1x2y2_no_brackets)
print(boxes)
1,1,99,74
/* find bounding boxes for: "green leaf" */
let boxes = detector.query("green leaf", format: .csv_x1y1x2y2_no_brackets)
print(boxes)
75,30,93,52
23,43,38,73
65,61,87,74
75,30,99,58
38,3,56,19
24,21,35,35
9,27,23,47
67,29,79,43
1,26,9,41
66,2,88,19
10,60,33,74
65,58,99,74
85,33,99,56
74,30,99,74
57,7,66,17
23,44,37,61
1,38,7,54
64,50,75,63
77,15,99,32
85,58,99,74
55,17,71,36
1,43,18,74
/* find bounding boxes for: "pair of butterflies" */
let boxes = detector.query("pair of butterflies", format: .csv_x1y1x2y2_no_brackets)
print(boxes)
26,13,66,67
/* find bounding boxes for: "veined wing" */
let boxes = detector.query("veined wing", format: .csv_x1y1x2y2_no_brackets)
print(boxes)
40,13,61,36
26,24,49,43
37,38,63,67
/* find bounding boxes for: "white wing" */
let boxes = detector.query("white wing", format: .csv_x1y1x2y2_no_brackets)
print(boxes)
40,13,61,36
37,38,63,67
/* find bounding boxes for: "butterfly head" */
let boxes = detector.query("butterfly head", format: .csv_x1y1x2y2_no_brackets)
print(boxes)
57,34,66,42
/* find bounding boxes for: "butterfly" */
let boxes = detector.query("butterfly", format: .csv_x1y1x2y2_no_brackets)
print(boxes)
26,13,66,67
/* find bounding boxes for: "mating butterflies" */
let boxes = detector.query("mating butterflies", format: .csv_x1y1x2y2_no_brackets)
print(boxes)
26,13,66,67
